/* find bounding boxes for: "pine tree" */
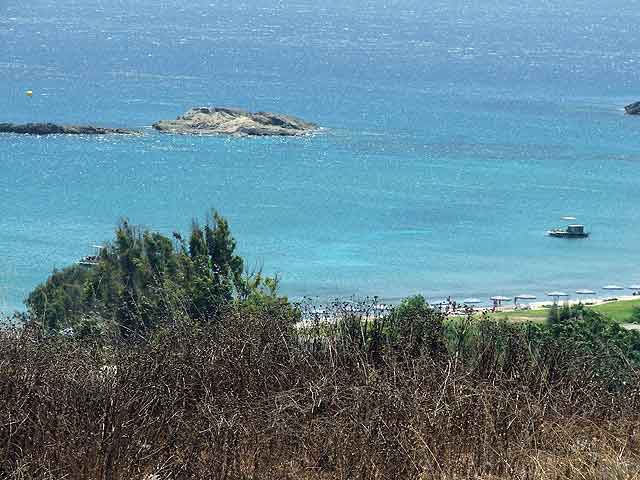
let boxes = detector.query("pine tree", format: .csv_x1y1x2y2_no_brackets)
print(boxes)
205,211,244,291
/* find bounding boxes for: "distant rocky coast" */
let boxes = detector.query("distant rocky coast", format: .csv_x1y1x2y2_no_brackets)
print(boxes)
0,123,138,135
0,107,318,137
152,107,318,137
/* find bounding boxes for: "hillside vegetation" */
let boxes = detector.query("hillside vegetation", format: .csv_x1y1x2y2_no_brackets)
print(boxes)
2,212,640,479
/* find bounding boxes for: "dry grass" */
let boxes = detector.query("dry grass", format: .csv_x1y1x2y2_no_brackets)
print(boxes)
1,307,640,480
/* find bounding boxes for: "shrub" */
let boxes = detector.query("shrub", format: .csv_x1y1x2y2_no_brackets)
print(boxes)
2,301,640,479
25,210,287,336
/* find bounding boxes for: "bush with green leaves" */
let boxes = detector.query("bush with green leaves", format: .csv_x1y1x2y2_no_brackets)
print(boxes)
386,295,447,356
543,304,640,386
26,210,292,336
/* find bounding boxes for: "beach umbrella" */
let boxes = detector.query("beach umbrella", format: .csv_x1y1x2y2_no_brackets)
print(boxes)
546,291,569,303
463,298,481,304
603,285,624,291
575,289,595,304
514,294,536,307
490,295,511,306
575,289,596,295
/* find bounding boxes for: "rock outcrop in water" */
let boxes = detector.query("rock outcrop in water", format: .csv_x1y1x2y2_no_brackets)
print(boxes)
152,107,318,136
0,123,138,135
625,102,640,115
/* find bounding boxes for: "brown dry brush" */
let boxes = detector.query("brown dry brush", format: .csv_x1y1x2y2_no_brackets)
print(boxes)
1,306,640,480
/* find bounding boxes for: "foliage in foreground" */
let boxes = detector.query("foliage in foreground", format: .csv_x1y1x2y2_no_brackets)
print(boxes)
546,303,640,371
12,211,640,479
2,298,640,479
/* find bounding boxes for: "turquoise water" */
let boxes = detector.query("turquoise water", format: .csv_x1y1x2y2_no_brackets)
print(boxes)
2,0,640,311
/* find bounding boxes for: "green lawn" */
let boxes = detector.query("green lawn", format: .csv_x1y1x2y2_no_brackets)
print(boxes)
489,309,548,323
486,298,640,324
592,298,640,322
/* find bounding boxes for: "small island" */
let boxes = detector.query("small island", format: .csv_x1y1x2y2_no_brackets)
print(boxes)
0,122,139,135
152,107,318,137
624,101,640,115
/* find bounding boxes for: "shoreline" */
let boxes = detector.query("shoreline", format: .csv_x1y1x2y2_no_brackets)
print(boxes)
463,294,640,325
526,294,638,310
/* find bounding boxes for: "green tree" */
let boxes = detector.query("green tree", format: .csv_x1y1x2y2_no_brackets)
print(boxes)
205,211,244,289
26,265,92,332
388,295,447,356
25,210,285,335
540,304,640,386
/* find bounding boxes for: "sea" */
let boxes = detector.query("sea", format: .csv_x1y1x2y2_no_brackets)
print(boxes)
2,0,640,312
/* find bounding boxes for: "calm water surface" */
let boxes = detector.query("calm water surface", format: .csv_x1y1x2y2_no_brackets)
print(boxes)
2,0,640,311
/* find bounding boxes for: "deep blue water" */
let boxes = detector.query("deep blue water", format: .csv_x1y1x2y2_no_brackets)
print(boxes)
2,0,640,311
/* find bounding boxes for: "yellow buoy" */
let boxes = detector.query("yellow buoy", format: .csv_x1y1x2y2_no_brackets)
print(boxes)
26,90,33,97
